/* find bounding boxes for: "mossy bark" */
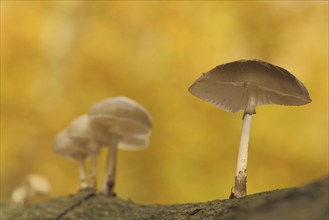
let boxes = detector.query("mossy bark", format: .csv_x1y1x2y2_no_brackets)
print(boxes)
1,176,328,220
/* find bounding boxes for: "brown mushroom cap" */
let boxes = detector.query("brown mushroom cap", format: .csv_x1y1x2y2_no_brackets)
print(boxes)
189,59,311,113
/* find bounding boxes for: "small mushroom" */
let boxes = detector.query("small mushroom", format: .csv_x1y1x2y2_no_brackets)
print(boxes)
25,174,52,195
53,115,100,189
88,96,152,195
11,174,51,205
189,59,311,198
11,186,30,205
67,114,101,189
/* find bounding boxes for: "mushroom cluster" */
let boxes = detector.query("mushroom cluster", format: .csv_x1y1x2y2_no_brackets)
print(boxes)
53,96,152,196
189,59,311,198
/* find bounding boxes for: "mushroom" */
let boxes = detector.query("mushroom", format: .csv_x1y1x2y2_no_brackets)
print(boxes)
188,59,311,198
11,174,51,205
53,115,100,189
11,186,30,205
88,96,152,195
67,114,101,188
25,174,52,195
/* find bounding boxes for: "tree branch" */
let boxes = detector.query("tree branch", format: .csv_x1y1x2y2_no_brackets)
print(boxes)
1,176,328,220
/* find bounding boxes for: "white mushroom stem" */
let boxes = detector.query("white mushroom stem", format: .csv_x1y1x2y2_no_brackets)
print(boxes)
234,92,256,198
90,156,97,189
234,113,252,197
78,159,89,189
101,134,120,195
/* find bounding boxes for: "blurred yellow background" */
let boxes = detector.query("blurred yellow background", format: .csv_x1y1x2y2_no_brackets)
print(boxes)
1,1,328,204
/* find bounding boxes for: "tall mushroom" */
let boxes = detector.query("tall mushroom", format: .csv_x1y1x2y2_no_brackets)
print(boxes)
88,96,152,195
188,59,311,198
53,115,100,189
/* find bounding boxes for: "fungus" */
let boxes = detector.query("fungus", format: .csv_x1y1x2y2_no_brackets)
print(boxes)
25,174,52,195
11,174,51,205
12,186,30,205
89,96,152,195
53,115,100,189
188,59,311,198
67,114,101,188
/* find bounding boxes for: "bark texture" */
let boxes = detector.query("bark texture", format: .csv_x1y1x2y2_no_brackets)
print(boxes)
1,176,328,220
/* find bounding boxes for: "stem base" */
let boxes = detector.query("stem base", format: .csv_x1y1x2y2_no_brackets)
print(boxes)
233,171,247,198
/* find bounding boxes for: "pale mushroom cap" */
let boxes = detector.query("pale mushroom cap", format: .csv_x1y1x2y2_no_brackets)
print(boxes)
53,129,99,160
26,174,52,195
189,59,312,113
11,186,29,205
67,115,100,155
89,96,152,135
118,134,149,150
67,115,93,140
90,121,150,150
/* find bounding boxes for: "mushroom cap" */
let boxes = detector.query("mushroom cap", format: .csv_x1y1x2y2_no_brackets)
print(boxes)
53,128,99,161
25,174,52,195
67,115,94,140
67,115,100,155
119,135,149,150
188,59,311,113
89,96,152,136
11,186,29,205
90,121,150,151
